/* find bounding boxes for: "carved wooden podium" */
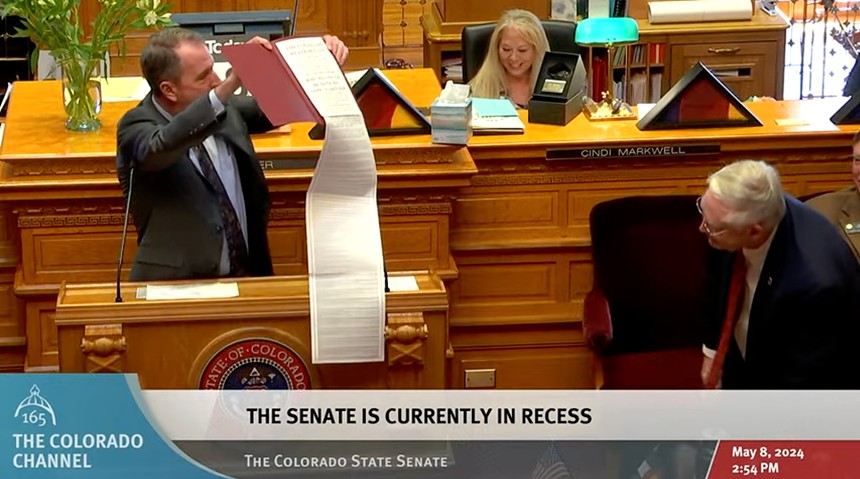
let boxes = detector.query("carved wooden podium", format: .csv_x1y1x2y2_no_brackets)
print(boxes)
53,272,449,389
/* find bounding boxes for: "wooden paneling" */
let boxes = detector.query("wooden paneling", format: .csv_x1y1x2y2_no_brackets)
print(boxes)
266,222,307,275
383,0,432,47
325,0,383,68
567,187,681,227
456,191,559,228
449,251,582,326
291,0,331,34
2,71,858,387
450,324,595,389
25,300,57,370
327,0,383,48
453,348,596,389
671,40,776,100
19,226,131,285
55,273,450,389
435,0,549,23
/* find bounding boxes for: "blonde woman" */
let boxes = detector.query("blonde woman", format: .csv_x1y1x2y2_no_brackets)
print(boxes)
469,9,550,108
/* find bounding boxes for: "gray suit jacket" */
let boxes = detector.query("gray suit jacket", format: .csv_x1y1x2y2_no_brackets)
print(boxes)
116,93,274,281
806,186,860,263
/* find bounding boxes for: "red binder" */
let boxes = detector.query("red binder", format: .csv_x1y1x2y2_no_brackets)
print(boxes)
221,40,323,127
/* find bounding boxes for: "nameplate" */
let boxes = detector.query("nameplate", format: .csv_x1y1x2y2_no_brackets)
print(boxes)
546,144,720,161
258,157,318,170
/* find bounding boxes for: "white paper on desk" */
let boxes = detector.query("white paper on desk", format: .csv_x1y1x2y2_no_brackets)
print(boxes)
470,108,525,131
279,37,385,364
100,77,150,102
648,0,752,24
637,103,656,119
388,275,420,292
144,282,239,300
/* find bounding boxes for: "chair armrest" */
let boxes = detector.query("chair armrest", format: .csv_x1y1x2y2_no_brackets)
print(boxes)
583,288,613,351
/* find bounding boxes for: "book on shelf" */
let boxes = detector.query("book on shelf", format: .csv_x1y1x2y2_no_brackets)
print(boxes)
648,43,665,64
629,71,647,105
649,72,662,102
442,57,463,82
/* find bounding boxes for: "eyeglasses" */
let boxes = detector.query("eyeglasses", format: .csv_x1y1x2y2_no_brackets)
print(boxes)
696,196,728,237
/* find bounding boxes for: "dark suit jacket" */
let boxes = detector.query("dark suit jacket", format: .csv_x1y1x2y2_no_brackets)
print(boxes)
704,195,860,389
116,93,274,281
806,186,860,263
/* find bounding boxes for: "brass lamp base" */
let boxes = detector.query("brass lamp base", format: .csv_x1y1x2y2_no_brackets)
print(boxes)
582,95,637,121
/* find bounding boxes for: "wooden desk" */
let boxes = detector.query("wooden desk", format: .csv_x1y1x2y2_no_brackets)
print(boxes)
54,272,449,389
0,69,474,374
0,68,855,390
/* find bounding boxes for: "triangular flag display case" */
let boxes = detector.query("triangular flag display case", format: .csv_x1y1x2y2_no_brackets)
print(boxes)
637,62,763,131
830,93,860,125
309,68,431,139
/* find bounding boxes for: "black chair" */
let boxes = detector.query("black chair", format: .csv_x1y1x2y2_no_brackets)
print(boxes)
584,195,714,389
461,20,581,83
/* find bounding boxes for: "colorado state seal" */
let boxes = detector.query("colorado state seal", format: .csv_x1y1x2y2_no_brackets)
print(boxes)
199,338,311,390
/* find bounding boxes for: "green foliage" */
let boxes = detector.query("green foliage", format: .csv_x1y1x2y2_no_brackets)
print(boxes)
0,0,173,130
0,0,174,74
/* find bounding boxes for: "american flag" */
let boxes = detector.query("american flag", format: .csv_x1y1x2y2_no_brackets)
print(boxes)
529,443,574,479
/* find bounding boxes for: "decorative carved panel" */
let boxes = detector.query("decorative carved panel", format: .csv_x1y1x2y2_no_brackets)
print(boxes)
25,300,58,370
385,312,428,367
81,324,127,373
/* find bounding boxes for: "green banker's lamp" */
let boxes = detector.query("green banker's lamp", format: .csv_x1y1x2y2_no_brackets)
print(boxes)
575,17,639,120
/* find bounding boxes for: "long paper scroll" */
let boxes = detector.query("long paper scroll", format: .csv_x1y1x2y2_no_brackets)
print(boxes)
275,38,386,364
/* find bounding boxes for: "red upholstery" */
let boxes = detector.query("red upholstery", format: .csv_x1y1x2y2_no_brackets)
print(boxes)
586,195,713,389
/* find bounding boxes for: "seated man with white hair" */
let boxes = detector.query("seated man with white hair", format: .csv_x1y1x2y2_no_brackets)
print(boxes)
697,160,860,389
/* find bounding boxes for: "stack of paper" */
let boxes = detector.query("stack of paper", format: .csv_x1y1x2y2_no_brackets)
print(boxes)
470,97,525,135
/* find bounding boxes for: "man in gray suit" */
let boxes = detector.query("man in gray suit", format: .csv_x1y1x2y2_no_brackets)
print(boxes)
117,28,348,281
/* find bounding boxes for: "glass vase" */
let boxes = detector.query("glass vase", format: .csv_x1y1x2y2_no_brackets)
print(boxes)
61,61,102,132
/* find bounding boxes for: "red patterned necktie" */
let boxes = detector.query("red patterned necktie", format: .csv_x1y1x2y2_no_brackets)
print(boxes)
705,252,747,389
192,143,249,276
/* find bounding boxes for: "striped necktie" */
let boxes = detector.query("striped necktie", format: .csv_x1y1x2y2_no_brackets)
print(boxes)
192,142,249,276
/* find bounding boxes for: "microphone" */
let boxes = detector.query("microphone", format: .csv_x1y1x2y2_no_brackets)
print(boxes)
115,166,135,303
288,0,299,36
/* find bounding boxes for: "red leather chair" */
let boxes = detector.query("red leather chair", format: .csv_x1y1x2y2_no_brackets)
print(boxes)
584,195,713,389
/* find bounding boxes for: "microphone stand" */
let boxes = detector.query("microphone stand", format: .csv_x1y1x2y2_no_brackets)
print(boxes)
115,167,134,303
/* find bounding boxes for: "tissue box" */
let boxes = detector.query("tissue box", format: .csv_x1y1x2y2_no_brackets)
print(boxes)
431,98,472,145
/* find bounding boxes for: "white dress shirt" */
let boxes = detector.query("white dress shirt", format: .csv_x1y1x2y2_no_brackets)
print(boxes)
152,91,248,276
734,225,778,358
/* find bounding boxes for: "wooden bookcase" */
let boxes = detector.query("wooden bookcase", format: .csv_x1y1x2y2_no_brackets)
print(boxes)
422,7,789,100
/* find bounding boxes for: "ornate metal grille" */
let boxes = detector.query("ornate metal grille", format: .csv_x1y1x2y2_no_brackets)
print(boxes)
782,0,860,98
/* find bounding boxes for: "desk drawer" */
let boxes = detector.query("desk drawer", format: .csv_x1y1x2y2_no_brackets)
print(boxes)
670,41,777,99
